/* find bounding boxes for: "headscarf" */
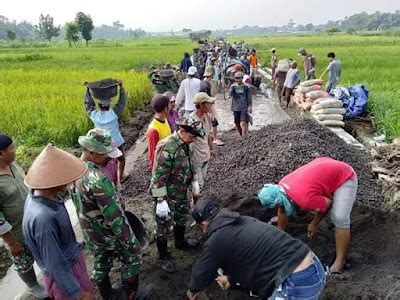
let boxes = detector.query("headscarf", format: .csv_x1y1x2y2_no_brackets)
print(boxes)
258,184,297,216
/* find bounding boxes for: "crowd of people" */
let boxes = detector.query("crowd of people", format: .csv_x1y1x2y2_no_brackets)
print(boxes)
0,41,350,300
273,47,342,107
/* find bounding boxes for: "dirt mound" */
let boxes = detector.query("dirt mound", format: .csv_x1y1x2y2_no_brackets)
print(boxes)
123,154,151,198
202,118,383,211
122,119,399,299
120,106,153,150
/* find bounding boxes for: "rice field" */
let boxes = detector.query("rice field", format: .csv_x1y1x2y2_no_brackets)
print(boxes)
0,35,399,167
243,34,400,140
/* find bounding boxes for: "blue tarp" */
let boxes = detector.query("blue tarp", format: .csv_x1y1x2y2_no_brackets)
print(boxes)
330,84,369,118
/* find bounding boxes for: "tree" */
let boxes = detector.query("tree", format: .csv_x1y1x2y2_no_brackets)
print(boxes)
112,20,124,29
346,27,356,35
37,14,60,41
327,27,341,37
75,12,94,46
6,28,16,41
287,19,296,32
65,22,80,46
305,23,314,32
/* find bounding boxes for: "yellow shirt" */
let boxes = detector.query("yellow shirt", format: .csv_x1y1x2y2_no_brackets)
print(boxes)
147,118,172,170
148,118,172,141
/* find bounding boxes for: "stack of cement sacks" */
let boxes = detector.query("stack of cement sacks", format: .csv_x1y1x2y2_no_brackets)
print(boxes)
310,98,346,128
293,79,329,111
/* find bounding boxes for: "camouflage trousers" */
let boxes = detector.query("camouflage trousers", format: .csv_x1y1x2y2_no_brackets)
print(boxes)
6,242,34,274
91,240,141,284
153,197,189,240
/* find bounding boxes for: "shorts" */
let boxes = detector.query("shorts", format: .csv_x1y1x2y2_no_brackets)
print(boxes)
233,111,249,124
330,173,358,229
211,118,219,127
192,161,209,191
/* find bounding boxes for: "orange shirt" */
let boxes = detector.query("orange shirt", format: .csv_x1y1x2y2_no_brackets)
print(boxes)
249,54,258,68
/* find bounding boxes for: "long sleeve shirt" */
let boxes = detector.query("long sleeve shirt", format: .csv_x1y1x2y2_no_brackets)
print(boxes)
149,132,193,202
23,193,82,299
0,162,28,243
83,88,126,147
71,162,139,255
175,77,201,111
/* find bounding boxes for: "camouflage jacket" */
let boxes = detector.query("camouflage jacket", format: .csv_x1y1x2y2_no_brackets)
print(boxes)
71,161,136,251
150,132,193,201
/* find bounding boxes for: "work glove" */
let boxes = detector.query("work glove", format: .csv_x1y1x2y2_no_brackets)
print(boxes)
156,199,171,219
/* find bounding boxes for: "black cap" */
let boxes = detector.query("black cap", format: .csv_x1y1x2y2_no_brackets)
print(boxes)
192,199,220,223
0,135,13,150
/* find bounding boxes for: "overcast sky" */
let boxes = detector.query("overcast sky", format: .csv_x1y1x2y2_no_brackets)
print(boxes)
2,0,399,31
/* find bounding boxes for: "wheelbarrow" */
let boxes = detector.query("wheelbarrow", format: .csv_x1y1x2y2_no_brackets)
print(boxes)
124,211,150,254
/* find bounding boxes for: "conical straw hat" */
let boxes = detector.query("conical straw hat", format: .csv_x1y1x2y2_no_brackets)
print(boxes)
25,144,87,189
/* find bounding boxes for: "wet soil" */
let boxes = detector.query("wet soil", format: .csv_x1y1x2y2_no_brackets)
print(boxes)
122,118,400,300
0,105,154,290
120,105,153,150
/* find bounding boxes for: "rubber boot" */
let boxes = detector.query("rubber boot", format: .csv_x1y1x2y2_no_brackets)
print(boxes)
98,276,124,300
123,275,155,300
156,239,176,273
18,267,48,299
174,225,198,250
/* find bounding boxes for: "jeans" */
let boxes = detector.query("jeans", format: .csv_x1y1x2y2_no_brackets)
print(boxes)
268,255,326,300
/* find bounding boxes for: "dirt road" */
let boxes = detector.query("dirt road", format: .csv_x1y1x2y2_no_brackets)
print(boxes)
5,86,399,299
122,88,400,300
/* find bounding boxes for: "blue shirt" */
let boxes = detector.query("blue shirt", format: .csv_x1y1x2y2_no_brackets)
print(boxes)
23,193,82,299
84,88,126,147
284,68,301,89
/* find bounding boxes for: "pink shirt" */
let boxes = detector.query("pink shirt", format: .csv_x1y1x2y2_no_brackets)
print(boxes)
100,158,118,186
279,157,355,213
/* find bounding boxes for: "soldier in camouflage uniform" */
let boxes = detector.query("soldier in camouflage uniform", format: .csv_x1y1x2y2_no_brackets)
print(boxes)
72,128,154,300
149,117,205,273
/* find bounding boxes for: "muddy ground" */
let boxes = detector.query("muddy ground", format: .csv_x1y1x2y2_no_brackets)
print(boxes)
123,118,400,300
0,105,154,285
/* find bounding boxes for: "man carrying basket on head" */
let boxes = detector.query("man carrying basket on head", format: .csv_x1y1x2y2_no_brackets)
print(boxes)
83,79,128,184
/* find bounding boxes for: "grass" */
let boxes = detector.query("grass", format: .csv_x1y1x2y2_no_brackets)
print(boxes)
0,35,399,168
241,34,399,140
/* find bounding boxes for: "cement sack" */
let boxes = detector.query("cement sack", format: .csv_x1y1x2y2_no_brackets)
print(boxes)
298,85,321,94
306,90,330,100
318,120,345,127
313,97,337,105
300,79,324,87
314,114,344,121
312,99,343,110
300,101,313,111
277,60,290,72
293,95,301,104
295,91,305,101
312,108,347,115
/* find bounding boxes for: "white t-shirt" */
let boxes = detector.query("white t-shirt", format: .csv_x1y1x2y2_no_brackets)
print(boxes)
176,77,201,111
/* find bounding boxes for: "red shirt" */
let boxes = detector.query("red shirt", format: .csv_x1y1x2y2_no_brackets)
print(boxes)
279,157,355,213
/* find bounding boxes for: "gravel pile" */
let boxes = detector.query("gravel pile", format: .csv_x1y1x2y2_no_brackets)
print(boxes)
123,119,384,216
202,119,383,212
